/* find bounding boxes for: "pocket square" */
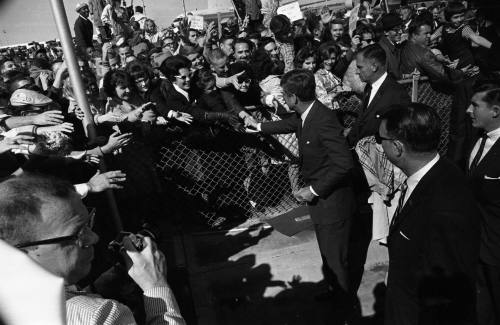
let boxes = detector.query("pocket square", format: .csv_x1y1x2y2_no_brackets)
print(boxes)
484,175,500,180
400,231,410,240
306,141,310,144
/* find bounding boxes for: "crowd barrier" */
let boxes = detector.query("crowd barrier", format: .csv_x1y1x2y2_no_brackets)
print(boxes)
156,78,453,228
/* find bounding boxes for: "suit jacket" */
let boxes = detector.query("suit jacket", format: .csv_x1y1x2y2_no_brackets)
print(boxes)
74,16,94,51
261,100,356,224
467,135,500,267
157,80,192,118
347,75,410,147
386,158,480,325
379,36,402,80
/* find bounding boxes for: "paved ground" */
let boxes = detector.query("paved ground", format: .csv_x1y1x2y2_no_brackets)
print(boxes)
179,220,389,325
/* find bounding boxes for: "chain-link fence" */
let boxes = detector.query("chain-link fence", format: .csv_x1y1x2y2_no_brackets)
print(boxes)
157,79,453,228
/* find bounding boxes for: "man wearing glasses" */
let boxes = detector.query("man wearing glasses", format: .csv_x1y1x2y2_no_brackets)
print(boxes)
0,174,185,325
377,103,480,325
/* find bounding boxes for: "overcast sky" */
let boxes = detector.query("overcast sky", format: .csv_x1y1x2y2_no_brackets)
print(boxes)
0,0,207,45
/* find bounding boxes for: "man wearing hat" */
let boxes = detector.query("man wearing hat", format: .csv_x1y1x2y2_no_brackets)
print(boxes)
379,13,403,80
74,2,94,56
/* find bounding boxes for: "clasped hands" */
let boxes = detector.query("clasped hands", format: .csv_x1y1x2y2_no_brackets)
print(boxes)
293,186,316,203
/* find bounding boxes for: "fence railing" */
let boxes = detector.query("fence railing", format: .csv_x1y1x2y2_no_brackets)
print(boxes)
157,78,453,228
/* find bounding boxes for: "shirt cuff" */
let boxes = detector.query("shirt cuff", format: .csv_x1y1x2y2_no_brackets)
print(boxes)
74,183,90,198
256,123,262,132
309,186,319,196
167,110,176,119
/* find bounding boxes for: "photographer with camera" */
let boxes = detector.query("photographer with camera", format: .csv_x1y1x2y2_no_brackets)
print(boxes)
0,174,185,325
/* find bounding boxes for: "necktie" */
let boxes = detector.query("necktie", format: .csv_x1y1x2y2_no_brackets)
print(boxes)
390,180,408,229
469,134,488,172
362,84,372,111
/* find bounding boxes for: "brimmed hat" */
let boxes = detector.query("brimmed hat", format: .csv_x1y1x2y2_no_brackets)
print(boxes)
10,89,53,107
381,13,403,31
75,2,88,12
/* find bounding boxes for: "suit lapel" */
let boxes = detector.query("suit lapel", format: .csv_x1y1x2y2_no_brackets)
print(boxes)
366,78,387,111
472,137,500,175
389,159,443,234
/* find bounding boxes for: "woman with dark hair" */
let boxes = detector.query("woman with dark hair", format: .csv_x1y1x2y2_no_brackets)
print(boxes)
294,46,317,71
102,69,164,231
315,42,350,109
157,55,194,117
270,14,295,73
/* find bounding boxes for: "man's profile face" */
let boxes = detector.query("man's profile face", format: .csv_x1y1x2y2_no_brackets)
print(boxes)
282,89,296,110
264,42,279,61
467,92,495,130
234,42,250,62
211,57,228,76
220,39,234,57
30,193,99,285
355,54,375,83
330,24,344,40
413,25,431,46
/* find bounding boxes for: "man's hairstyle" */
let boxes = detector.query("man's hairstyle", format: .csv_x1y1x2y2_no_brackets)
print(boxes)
331,18,345,27
294,46,317,69
159,55,191,82
234,38,253,50
444,2,466,21
357,43,386,67
0,174,76,246
382,103,441,153
280,69,316,102
135,6,143,13
193,68,216,90
103,69,134,97
473,82,500,107
206,48,227,65
408,19,431,36
354,25,374,38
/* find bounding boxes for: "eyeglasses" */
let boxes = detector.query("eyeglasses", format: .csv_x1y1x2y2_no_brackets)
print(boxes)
175,74,191,80
375,133,395,144
15,207,96,249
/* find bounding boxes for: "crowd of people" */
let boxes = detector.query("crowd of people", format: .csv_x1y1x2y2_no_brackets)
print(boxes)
1,0,500,324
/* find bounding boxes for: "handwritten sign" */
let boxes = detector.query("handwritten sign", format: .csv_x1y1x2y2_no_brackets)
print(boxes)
277,1,303,22
189,15,204,31
348,4,360,37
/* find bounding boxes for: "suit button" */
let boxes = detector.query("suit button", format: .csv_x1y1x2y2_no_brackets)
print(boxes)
306,141,310,144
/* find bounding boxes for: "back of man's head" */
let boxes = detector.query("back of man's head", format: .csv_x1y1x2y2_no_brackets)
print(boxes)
357,44,387,68
280,69,316,102
382,103,441,154
0,174,76,247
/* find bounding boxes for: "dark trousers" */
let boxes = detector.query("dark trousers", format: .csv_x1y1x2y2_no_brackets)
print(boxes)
313,218,351,295
478,261,500,325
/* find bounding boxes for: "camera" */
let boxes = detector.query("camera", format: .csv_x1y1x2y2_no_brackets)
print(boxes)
108,226,158,265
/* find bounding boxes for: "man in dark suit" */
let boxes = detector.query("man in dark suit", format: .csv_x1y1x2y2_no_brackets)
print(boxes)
346,44,410,148
246,70,356,306
465,83,500,325
74,3,94,56
379,103,480,325
378,13,403,80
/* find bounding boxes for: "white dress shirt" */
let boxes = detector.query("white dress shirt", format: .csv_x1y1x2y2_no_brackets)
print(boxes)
469,127,500,167
402,154,440,206
368,72,387,106
300,101,315,126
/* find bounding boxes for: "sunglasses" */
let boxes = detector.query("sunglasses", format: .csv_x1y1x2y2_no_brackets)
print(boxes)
15,207,96,249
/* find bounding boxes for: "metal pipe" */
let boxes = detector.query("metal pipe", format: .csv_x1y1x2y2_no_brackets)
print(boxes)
49,0,96,141
49,0,123,232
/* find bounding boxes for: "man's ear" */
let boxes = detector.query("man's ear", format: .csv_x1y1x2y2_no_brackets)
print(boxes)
491,105,500,118
393,139,404,157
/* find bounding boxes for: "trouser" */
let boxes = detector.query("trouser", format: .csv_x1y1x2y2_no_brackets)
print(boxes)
313,218,351,295
478,261,500,325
